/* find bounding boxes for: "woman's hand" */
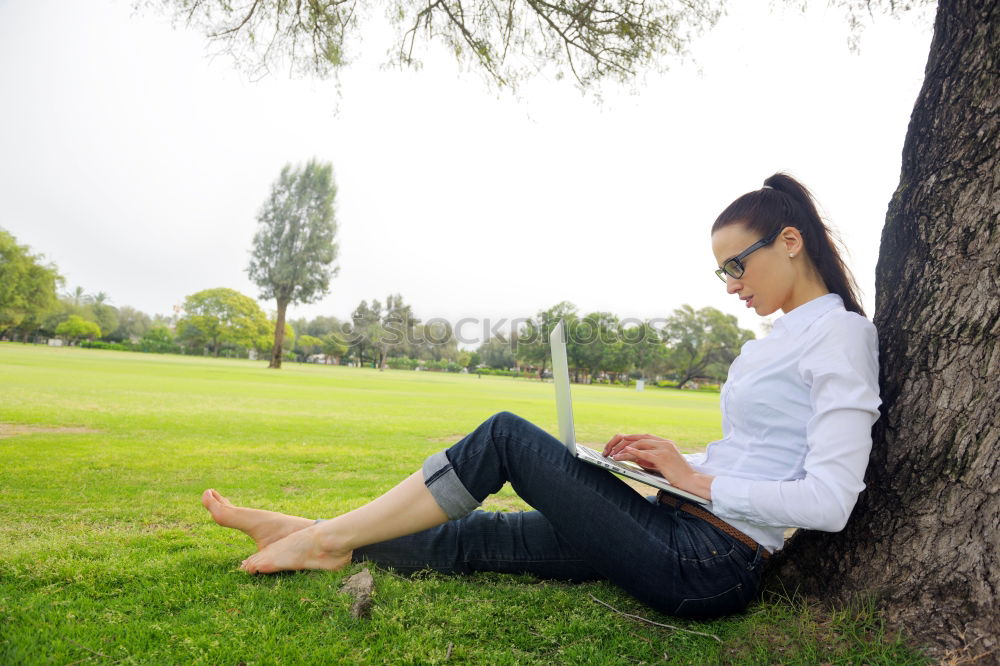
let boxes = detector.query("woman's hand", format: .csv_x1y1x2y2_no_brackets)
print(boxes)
602,433,714,500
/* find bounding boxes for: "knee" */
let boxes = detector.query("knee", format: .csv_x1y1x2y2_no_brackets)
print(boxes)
488,411,551,447
491,411,524,428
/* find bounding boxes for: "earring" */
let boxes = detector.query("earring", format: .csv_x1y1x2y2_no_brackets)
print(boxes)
789,253,795,258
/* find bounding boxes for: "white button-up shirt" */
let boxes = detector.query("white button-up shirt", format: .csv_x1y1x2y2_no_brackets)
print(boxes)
688,293,881,553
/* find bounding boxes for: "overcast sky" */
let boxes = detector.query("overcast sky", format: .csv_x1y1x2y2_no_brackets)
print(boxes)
0,0,935,343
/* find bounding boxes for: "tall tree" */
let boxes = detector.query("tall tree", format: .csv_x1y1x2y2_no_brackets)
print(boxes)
0,229,63,338
768,1,999,657
248,160,339,369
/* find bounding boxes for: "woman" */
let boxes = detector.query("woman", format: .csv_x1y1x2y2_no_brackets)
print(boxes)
202,173,880,619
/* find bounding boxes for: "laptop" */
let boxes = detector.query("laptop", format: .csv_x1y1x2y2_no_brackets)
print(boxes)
549,319,710,506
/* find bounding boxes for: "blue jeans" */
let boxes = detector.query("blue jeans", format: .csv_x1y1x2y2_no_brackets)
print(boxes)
351,411,767,619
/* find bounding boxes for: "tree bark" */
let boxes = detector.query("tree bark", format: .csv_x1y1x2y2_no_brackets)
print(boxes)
766,0,999,660
269,299,289,369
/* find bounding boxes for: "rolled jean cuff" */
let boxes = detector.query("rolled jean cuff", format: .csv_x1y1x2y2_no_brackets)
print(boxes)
422,451,480,520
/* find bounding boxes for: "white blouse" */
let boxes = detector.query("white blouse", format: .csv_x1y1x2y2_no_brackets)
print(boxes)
688,293,881,553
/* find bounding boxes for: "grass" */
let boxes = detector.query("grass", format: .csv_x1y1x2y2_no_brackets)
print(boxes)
0,343,926,664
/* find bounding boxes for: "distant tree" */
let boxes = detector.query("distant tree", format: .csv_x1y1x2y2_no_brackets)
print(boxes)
110,306,152,342
477,335,515,369
622,320,669,381
64,286,88,307
139,325,176,353
574,311,625,382
86,294,119,341
381,293,419,362
0,229,63,338
320,330,349,364
516,301,577,379
416,320,461,363
349,300,383,367
177,288,271,357
247,160,339,369
55,315,101,344
662,305,754,388
304,315,343,338
296,334,324,358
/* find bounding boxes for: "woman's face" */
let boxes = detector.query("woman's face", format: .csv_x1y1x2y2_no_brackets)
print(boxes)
711,223,798,317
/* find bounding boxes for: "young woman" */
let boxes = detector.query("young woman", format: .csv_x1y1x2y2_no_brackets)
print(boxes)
202,173,880,619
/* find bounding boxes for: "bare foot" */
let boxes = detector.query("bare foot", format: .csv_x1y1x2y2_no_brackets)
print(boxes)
239,523,352,574
201,488,314,551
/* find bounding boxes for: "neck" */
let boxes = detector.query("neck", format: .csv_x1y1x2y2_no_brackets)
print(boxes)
781,269,830,314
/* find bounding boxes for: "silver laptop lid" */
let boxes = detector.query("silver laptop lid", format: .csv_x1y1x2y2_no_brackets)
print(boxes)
549,319,576,452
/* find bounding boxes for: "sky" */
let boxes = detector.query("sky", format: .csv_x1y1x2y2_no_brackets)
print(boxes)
0,0,936,345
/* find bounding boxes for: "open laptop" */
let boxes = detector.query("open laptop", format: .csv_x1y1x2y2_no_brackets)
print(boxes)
549,319,710,506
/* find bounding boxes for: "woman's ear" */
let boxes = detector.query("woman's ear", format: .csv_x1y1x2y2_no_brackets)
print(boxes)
780,226,804,257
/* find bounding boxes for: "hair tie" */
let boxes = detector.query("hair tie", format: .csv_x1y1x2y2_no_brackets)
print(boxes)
762,185,774,190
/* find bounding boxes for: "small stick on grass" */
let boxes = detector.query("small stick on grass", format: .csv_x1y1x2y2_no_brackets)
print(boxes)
588,594,723,644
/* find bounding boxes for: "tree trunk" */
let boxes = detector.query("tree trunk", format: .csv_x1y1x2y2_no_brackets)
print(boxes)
766,0,999,660
269,299,289,369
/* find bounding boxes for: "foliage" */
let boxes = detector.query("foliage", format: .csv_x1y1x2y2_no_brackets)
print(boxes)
151,0,724,91
662,305,755,388
247,160,339,368
87,299,119,340
296,334,325,356
109,305,151,342
516,301,577,378
0,229,63,336
176,288,271,357
79,340,136,352
477,335,515,369
55,315,102,343
139,325,181,354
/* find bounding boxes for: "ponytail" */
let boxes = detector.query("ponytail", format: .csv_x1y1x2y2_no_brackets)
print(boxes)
712,173,865,316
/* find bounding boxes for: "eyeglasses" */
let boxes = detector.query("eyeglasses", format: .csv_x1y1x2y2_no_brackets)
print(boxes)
714,229,781,283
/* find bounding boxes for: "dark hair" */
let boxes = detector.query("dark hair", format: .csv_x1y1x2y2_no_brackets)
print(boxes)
711,172,865,316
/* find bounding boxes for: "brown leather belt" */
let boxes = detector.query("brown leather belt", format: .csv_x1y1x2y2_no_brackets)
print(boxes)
657,490,770,559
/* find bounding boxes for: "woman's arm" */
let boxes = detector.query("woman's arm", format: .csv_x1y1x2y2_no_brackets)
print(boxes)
710,317,881,531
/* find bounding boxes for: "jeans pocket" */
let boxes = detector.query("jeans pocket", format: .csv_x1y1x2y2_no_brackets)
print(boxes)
677,519,736,563
673,583,747,619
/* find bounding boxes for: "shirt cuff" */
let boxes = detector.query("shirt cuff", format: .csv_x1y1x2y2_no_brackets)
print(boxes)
710,475,754,522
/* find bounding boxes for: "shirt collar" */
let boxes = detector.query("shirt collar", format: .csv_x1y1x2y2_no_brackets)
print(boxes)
772,293,843,336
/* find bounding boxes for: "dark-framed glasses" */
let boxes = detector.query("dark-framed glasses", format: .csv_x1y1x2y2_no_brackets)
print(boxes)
714,229,781,283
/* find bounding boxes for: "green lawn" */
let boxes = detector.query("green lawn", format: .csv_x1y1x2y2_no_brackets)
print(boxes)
0,343,924,664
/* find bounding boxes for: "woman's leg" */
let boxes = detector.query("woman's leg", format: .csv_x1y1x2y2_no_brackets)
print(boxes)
239,471,449,574
352,509,601,581
423,411,765,616
237,411,764,616
201,488,314,551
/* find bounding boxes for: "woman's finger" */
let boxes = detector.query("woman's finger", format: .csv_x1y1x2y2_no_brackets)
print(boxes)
603,434,624,456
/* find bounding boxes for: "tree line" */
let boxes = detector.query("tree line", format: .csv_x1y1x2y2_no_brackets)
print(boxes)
0,231,753,387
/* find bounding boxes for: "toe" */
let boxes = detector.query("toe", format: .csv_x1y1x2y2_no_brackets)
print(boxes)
212,489,234,506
